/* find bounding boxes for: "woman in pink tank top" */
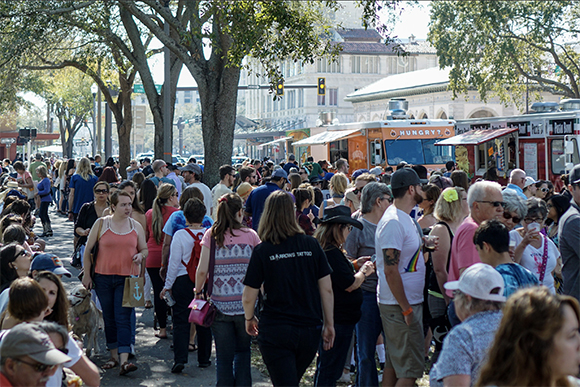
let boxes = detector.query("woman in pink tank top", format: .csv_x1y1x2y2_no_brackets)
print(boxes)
82,190,148,376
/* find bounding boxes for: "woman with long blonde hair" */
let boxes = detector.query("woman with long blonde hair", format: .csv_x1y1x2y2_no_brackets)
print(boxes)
319,172,348,220
68,157,98,222
145,183,179,340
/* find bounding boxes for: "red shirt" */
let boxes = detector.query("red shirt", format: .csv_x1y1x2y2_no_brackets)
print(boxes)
146,206,179,268
0,372,13,386
447,216,481,297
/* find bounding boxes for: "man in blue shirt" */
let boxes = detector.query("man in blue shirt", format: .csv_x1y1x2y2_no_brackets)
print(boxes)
474,219,538,298
283,154,298,174
505,169,528,200
245,168,288,231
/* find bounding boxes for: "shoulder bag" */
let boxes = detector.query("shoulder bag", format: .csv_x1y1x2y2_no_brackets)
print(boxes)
188,237,217,327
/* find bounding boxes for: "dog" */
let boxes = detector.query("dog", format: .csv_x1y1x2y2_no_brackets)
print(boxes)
68,285,103,357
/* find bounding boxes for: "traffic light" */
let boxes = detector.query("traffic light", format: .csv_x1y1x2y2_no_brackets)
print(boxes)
318,77,326,95
276,80,284,96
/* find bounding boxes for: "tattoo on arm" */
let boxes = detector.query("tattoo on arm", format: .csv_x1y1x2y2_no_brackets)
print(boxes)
383,249,401,267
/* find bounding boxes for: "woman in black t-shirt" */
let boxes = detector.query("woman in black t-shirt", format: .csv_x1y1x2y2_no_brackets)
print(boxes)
242,191,334,387
313,205,374,387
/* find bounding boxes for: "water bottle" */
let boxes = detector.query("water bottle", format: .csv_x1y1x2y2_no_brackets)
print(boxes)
163,292,176,307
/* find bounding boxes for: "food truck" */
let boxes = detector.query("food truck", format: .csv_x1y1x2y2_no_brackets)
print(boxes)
292,100,456,175
435,99,580,189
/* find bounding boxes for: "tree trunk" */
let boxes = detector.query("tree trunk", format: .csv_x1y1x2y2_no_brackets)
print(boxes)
115,80,133,180
199,66,240,188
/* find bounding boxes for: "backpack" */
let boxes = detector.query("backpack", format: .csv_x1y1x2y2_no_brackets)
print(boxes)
182,228,204,283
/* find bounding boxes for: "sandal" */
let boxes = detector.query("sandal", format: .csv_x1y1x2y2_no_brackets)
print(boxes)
101,358,118,370
188,343,197,352
119,362,138,376
155,333,168,339
144,300,153,309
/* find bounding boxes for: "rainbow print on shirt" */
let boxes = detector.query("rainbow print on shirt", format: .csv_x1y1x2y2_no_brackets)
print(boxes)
405,248,421,273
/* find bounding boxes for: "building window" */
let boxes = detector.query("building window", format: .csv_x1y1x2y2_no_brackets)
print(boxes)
389,56,417,74
288,90,296,109
328,88,338,106
318,94,325,106
298,89,304,107
184,91,192,103
317,57,341,73
351,56,379,73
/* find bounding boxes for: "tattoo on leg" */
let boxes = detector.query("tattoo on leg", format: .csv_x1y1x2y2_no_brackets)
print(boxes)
383,249,400,266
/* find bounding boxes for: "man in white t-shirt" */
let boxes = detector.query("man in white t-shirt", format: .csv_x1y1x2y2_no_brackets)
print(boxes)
179,163,212,218
211,165,235,220
375,167,427,386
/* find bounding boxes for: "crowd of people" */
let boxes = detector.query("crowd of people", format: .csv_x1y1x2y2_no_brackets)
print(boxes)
0,151,579,387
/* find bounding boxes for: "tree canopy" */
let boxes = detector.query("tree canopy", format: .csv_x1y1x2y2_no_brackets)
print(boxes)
429,0,580,105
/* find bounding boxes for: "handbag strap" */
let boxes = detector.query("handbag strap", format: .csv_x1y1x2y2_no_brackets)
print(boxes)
91,219,103,265
206,236,216,298
538,235,549,283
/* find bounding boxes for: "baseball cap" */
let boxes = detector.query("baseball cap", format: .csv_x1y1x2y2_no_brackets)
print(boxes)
352,169,369,180
524,176,537,188
444,263,506,302
369,167,383,176
390,168,428,190
31,254,71,277
0,323,72,365
271,168,289,182
569,164,580,185
179,163,201,175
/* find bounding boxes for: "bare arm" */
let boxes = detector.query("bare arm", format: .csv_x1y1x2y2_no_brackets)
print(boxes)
68,355,100,387
160,234,172,280
430,225,451,304
195,245,210,297
443,374,471,387
383,248,413,324
242,286,260,336
68,188,75,213
345,262,374,293
133,221,148,277
318,274,335,350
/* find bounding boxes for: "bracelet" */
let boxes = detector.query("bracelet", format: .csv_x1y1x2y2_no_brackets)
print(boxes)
195,291,203,295
402,307,413,316
245,316,254,321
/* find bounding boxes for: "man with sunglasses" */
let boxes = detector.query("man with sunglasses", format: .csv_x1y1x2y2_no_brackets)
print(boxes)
447,181,504,326
506,169,528,200
0,323,71,387
559,164,580,301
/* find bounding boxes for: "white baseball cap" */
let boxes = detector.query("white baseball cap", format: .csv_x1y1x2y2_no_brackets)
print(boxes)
524,176,537,188
444,263,506,302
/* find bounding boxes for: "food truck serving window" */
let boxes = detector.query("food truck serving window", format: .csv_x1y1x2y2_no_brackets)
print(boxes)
552,139,579,175
384,139,454,166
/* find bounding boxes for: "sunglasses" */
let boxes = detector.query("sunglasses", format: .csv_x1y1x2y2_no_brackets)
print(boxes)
477,200,505,208
15,358,56,373
524,217,544,224
541,187,549,192
58,347,69,355
15,249,29,258
95,189,109,194
353,188,360,195
502,212,522,224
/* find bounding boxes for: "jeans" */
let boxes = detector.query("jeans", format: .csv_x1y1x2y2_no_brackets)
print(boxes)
314,324,355,387
93,274,133,353
147,267,167,329
172,275,213,365
258,323,321,387
355,290,383,387
211,311,251,387
39,201,50,226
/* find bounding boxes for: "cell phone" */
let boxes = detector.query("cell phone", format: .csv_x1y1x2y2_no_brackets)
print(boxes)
371,254,376,263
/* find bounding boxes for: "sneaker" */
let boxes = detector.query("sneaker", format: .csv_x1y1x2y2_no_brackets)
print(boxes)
171,363,184,374
198,361,211,368
337,372,351,383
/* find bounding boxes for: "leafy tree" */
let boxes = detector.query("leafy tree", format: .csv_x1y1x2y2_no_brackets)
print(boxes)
428,0,580,105
44,67,93,157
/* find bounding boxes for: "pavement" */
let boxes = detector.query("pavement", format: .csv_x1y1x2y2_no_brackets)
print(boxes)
39,205,272,386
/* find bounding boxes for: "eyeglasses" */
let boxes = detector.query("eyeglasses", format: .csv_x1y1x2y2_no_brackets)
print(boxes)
477,200,505,208
353,188,360,195
502,212,522,224
541,187,549,192
524,217,545,224
14,358,57,373
299,171,307,175
15,249,30,258
94,189,109,194
171,192,178,197
379,196,392,203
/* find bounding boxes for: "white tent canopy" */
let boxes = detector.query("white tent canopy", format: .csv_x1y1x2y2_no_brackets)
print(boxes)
292,129,361,146
37,145,63,154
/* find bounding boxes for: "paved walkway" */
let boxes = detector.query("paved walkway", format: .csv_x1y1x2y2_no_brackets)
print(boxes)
40,206,272,386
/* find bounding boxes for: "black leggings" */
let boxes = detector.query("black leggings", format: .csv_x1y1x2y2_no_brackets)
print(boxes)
147,267,167,329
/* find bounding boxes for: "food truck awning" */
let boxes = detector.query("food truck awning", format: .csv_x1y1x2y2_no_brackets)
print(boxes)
292,129,361,146
434,127,518,146
257,136,293,148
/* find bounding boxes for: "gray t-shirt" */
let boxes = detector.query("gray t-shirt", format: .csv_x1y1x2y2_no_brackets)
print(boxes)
560,203,580,300
344,216,378,293
430,310,503,387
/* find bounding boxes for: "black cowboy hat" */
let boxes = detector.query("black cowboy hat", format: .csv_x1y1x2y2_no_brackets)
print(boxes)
316,205,363,230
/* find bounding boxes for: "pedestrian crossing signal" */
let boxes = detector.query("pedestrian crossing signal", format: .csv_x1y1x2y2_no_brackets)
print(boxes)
276,80,284,96
318,78,326,95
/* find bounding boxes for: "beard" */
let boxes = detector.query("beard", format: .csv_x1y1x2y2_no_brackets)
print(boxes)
414,191,424,205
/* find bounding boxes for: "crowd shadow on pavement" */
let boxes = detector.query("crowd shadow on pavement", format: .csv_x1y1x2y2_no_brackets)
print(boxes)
39,206,272,386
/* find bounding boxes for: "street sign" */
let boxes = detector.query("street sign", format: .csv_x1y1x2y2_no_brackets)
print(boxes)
247,85,260,89
133,84,162,93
